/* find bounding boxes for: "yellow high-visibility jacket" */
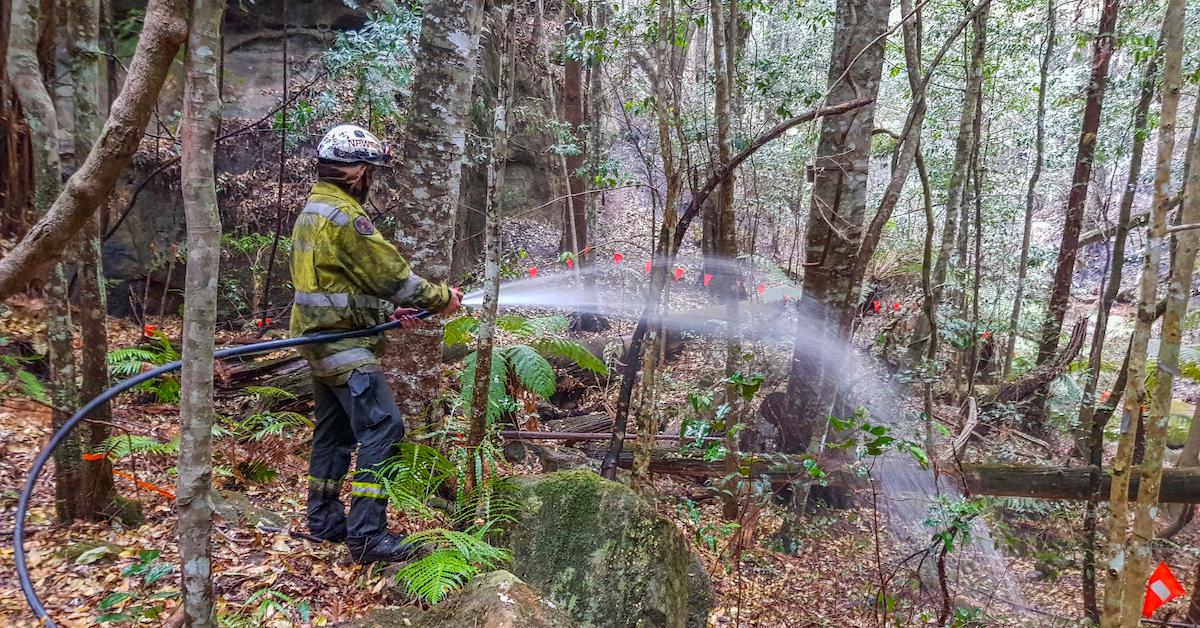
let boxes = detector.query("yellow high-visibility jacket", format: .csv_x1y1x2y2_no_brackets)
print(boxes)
289,181,449,384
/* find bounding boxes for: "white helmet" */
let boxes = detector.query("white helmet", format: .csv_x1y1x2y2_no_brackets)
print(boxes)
316,124,391,166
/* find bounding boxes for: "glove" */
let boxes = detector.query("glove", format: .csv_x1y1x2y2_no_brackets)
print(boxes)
389,307,426,329
439,288,463,317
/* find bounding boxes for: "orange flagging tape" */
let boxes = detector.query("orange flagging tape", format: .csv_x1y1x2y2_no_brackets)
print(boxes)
80,453,175,499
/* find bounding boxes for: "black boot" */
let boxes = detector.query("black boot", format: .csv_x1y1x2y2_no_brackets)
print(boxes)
346,532,421,564
307,484,348,544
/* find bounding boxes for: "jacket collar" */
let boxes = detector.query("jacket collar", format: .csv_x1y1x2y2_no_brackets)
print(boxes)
311,180,363,211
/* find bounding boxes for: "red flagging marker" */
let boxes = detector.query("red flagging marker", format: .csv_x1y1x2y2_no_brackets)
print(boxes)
674,267,684,281
893,302,900,312
613,252,624,264
1143,562,1185,618
757,283,766,295
872,300,881,313
529,266,539,278
565,257,575,269
704,273,713,287
645,261,652,274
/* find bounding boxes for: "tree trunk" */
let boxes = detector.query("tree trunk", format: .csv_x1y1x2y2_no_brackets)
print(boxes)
560,2,586,256
961,465,1200,503
1122,54,1199,625
178,0,225,624
709,0,741,520
1004,0,1054,378
69,0,117,520
1029,0,1119,426
907,0,988,364
628,0,682,489
467,3,514,491
0,0,186,300
784,0,888,450
1081,52,1157,622
9,0,83,523
1101,0,1185,622
383,0,485,425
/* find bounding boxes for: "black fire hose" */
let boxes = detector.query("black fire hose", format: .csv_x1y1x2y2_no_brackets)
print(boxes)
14,312,432,626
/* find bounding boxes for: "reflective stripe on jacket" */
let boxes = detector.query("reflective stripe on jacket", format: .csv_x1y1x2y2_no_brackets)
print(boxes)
289,181,450,384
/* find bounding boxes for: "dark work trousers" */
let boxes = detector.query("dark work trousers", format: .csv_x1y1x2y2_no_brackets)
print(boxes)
307,369,406,543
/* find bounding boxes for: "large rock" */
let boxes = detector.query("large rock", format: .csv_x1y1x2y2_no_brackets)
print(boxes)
356,570,576,628
507,470,714,628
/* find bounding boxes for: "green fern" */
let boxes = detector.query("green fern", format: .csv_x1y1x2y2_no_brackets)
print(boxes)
94,434,179,461
243,386,297,402
452,476,523,532
107,348,158,376
532,337,608,375
394,528,511,604
235,410,313,441
443,315,480,347
504,345,555,397
107,333,180,403
375,443,459,518
459,349,513,421
393,549,479,604
15,370,49,404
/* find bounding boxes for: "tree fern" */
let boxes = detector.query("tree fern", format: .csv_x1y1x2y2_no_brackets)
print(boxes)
375,443,458,518
443,315,480,347
532,337,608,375
459,349,512,421
107,348,158,377
504,345,555,397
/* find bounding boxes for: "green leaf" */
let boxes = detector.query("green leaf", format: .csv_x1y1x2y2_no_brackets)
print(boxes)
99,592,135,611
504,345,556,398
75,545,114,565
97,613,134,623
143,562,173,587
443,315,479,347
532,338,607,375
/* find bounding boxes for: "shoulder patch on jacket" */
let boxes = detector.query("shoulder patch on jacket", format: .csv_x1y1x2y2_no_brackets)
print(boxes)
353,216,375,236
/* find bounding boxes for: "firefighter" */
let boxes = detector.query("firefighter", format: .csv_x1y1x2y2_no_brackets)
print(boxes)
289,124,461,563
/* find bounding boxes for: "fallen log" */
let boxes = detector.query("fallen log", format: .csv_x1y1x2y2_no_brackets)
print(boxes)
960,464,1200,503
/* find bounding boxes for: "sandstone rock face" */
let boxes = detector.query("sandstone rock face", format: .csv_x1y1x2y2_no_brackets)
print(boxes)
356,570,577,628
507,470,714,628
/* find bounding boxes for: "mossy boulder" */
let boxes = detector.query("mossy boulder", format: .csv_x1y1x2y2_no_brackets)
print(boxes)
506,470,714,628
356,570,576,628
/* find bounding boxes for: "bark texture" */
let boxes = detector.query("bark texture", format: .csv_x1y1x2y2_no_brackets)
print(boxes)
784,0,888,451
1101,0,1184,622
178,0,226,624
383,0,486,423
69,0,116,520
0,0,187,299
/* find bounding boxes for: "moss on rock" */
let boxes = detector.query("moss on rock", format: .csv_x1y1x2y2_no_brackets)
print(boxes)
358,570,576,628
507,470,713,628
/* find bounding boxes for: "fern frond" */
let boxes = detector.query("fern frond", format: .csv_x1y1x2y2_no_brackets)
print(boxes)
15,371,49,404
452,476,523,531
236,410,313,441
403,528,510,567
526,315,570,337
94,434,179,461
374,443,458,515
393,549,477,604
243,385,297,402
532,337,607,375
460,350,513,422
495,315,533,336
443,315,480,347
504,345,555,397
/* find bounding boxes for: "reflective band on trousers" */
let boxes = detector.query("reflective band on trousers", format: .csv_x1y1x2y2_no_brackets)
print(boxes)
294,291,387,309
351,481,387,499
301,201,351,226
308,347,378,374
308,476,342,496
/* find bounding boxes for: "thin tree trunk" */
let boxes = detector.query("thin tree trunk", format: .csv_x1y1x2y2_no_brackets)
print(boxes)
177,0,225,624
383,0,486,424
0,0,186,299
9,0,83,523
467,3,514,491
1029,0,1120,426
630,0,681,491
965,89,985,397
1081,51,1157,622
1004,0,1054,378
1101,0,1185,621
69,0,116,520
908,0,989,364
560,3,586,255
1121,56,1199,625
